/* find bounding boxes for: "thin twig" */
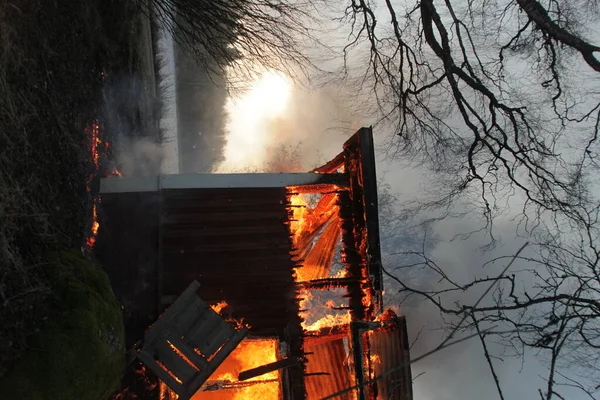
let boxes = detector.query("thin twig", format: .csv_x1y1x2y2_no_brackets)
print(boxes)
473,315,505,400
435,242,528,350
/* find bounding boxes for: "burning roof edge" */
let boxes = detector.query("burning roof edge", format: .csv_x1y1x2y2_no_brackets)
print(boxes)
98,126,385,306
343,127,384,306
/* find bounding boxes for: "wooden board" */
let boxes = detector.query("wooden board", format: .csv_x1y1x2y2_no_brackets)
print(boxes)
133,281,248,400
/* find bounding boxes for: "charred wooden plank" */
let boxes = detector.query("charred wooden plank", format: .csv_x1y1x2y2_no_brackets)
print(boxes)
238,357,300,381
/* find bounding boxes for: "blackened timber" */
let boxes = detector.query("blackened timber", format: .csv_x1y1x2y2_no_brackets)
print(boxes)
343,130,377,321
289,182,348,194
300,277,356,290
302,331,348,346
351,322,367,400
161,187,302,336
312,151,346,173
338,190,366,320
303,324,350,338
285,322,308,400
95,192,160,348
346,127,384,305
238,357,300,381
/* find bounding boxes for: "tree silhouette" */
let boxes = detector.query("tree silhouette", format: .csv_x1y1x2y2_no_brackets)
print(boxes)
339,1,600,398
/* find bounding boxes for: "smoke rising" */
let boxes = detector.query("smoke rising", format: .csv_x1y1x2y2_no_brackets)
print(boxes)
218,75,362,173
376,168,565,399
101,16,177,178
116,137,165,177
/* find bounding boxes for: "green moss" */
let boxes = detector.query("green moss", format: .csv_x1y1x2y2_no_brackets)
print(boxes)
0,251,125,400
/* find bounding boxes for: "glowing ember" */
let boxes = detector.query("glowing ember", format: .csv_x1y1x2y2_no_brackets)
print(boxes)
369,353,381,366
361,285,372,308
113,388,136,400
375,308,398,322
160,382,179,400
210,301,229,315
193,339,280,400
156,359,183,384
109,166,122,177
85,199,100,250
208,301,247,334
133,364,158,391
84,119,121,251
88,122,101,171
167,340,200,371
332,268,348,278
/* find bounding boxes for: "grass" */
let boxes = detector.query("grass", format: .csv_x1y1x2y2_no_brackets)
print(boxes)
0,251,125,400
0,0,152,382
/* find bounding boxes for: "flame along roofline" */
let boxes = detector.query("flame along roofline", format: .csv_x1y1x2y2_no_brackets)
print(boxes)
344,127,384,299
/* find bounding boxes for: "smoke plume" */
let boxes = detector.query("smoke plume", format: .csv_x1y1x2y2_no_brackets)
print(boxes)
218,75,362,173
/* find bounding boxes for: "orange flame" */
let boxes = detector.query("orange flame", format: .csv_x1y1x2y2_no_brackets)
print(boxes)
301,311,352,332
375,307,398,322
134,363,158,391
160,381,179,399
193,339,280,400
289,193,309,238
211,301,229,314
110,167,122,177
369,353,381,366
84,119,122,251
156,360,183,385
332,268,348,278
167,340,200,372
85,199,100,250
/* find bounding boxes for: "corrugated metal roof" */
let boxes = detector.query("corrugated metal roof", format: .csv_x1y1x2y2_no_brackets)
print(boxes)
304,334,357,400
362,316,412,400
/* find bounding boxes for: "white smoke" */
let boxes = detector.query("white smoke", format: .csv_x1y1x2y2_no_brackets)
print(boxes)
218,72,362,173
116,137,165,177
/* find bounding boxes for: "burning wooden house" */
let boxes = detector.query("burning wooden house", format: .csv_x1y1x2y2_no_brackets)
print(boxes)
96,127,412,400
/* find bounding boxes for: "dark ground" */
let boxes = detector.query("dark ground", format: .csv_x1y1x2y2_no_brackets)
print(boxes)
0,0,161,379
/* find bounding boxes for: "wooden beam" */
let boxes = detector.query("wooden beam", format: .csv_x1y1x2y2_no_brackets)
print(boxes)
311,151,345,173
238,357,300,381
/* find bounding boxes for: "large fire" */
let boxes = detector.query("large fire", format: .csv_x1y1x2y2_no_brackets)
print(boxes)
193,339,280,400
137,130,386,399
152,301,279,399
289,192,354,335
